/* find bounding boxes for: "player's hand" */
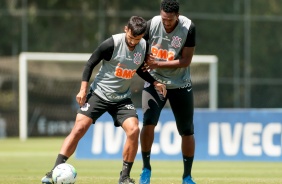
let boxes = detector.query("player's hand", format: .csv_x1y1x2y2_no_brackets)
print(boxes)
76,90,87,107
153,81,167,97
143,53,158,71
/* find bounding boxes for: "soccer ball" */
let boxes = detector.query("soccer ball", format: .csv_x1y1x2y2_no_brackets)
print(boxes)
52,163,77,184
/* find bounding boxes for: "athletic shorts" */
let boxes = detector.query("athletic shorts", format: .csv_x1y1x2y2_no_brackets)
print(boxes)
77,90,138,127
142,82,194,136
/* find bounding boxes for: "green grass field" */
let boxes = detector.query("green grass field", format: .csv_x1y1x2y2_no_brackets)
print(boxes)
0,137,281,184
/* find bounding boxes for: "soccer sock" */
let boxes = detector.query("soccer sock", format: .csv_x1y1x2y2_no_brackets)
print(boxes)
52,154,69,171
141,151,151,170
182,155,194,179
121,161,133,179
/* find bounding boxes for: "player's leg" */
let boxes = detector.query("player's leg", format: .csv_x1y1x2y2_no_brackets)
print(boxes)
168,85,196,184
139,82,167,184
59,114,92,157
41,114,93,184
41,92,107,184
120,117,139,184
111,99,139,184
121,117,139,162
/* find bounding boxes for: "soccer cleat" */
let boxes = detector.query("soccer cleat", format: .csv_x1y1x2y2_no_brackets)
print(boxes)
119,177,135,184
182,175,196,184
139,168,151,184
41,171,53,184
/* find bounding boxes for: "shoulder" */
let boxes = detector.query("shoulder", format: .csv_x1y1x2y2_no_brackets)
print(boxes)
112,33,125,47
189,21,196,33
99,37,114,52
152,15,161,20
139,37,146,44
178,15,192,29
112,33,124,41
151,16,162,25
138,38,147,49
101,37,114,46
148,16,163,32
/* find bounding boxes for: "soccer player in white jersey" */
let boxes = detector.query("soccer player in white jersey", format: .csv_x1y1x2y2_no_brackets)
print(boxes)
139,0,197,184
41,16,166,184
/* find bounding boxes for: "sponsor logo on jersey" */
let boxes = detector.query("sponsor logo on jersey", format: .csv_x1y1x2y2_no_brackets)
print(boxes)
115,63,136,79
152,35,161,39
179,82,192,89
125,55,132,61
152,35,170,41
108,94,127,100
151,46,175,61
125,104,135,110
151,74,172,85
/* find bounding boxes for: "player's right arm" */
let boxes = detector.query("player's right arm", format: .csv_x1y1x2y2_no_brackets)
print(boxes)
76,81,88,107
136,42,167,97
76,37,114,106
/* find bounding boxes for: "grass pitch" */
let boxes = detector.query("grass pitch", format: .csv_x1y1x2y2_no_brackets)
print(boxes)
0,137,281,184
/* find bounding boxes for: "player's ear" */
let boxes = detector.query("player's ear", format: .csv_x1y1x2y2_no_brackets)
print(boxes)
124,26,128,33
175,13,180,19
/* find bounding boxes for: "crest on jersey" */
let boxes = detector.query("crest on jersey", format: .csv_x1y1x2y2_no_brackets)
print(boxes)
171,36,182,48
133,52,142,65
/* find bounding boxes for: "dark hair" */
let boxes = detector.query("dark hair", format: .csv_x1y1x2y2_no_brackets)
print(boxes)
160,0,179,14
127,16,147,37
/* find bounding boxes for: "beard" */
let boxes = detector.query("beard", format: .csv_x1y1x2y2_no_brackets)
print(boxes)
125,38,136,50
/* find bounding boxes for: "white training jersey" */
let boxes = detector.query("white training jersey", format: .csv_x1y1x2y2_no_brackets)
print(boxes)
91,33,146,102
148,15,192,89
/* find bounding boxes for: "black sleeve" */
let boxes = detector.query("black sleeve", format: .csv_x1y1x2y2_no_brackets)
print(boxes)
184,21,196,47
136,41,155,84
143,19,151,41
82,37,114,81
145,41,150,55
136,62,156,85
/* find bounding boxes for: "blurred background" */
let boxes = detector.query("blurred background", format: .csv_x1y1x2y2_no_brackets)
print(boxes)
0,0,282,137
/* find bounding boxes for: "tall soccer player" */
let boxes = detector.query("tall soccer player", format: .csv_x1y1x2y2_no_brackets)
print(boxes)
41,16,166,184
139,0,197,184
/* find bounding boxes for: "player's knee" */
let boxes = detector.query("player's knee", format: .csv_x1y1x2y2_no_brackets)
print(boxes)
127,125,140,139
143,118,157,126
181,128,194,136
132,125,140,136
69,126,88,141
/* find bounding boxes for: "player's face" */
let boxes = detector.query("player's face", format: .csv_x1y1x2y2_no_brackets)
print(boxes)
124,26,144,51
160,10,179,33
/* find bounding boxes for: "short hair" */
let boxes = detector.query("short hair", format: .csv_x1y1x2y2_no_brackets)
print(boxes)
160,0,179,14
127,16,147,37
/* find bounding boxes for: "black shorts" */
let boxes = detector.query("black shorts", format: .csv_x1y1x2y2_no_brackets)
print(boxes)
77,91,138,127
142,82,194,136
